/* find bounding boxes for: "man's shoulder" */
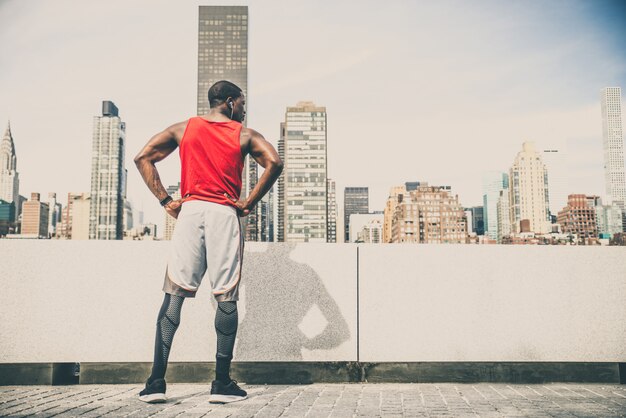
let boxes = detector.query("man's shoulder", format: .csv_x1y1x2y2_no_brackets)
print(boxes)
240,126,262,138
167,119,192,142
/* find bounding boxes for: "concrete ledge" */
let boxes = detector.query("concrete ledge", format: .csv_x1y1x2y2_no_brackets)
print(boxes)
2,362,623,385
79,362,207,384
363,362,622,383
0,363,78,385
232,362,362,384
0,363,53,385
78,362,360,385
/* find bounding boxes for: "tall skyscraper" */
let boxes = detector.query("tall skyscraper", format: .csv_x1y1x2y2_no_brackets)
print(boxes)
508,141,551,234
89,101,127,240
22,193,49,238
197,6,259,240
326,178,337,243
257,188,273,242
266,187,274,242
275,123,286,242
0,122,19,221
496,189,511,243
601,87,625,231
541,148,567,217
282,102,328,243
197,6,248,116
482,172,509,240
164,183,181,241
344,187,369,242
244,158,259,241
601,87,625,207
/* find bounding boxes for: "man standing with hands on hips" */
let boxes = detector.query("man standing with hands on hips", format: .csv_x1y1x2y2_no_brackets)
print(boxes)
133,80,283,404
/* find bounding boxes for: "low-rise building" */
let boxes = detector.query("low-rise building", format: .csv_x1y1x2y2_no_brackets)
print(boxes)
0,199,16,236
21,193,49,238
357,219,383,243
557,194,598,243
391,185,467,244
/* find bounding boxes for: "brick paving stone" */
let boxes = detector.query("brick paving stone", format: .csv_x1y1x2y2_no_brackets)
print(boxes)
0,387,94,416
306,410,333,418
253,406,286,417
0,383,624,417
32,389,117,417
0,388,57,411
228,413,256,418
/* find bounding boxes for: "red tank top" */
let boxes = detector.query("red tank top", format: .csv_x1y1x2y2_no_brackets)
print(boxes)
180,117,244,208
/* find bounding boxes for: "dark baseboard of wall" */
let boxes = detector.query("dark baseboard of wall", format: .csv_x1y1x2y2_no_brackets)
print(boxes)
0,363,53,386
78,362,360,385
0,363,79,386
1,362,623,385
362,362,622,384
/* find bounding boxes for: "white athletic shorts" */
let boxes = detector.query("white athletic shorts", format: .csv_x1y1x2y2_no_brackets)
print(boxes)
163,199,244,301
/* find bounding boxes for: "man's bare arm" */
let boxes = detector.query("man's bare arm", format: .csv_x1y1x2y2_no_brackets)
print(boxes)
134,121,185,217
226,128,283,215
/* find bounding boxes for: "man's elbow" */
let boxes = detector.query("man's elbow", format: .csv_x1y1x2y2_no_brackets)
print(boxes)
133,153,147,168
272,159,284,173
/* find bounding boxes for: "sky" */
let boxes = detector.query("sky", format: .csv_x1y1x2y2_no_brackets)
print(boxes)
1,0,625,235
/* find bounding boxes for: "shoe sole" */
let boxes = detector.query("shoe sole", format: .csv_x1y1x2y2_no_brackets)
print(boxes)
139,393,167,403
209,394,248,404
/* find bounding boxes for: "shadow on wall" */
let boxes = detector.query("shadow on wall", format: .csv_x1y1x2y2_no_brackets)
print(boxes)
210,243,350,360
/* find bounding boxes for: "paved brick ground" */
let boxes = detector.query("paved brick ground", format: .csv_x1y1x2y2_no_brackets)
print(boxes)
0,383,625,417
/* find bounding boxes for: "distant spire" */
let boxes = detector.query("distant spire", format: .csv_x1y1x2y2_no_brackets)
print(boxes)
1,120,17,169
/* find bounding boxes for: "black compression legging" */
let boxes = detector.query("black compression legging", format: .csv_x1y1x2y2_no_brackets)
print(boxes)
148,293,239,383
147,295,238,384
215,301,238,383
148,293,184,383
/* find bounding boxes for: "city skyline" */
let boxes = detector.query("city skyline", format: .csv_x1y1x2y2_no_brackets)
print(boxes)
1,1,625,235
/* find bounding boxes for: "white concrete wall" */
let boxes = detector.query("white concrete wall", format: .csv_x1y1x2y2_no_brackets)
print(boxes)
0,241,356,363
359,244,626,362
1,241,625,363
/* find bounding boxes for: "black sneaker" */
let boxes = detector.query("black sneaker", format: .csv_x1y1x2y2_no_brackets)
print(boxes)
209,379,248,404
139,378,167,403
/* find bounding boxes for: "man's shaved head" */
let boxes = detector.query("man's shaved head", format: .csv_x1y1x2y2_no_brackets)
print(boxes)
208,80,243,108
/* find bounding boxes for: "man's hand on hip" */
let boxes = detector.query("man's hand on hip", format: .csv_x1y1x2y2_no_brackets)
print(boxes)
224,193,252,217
165,199,183,219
